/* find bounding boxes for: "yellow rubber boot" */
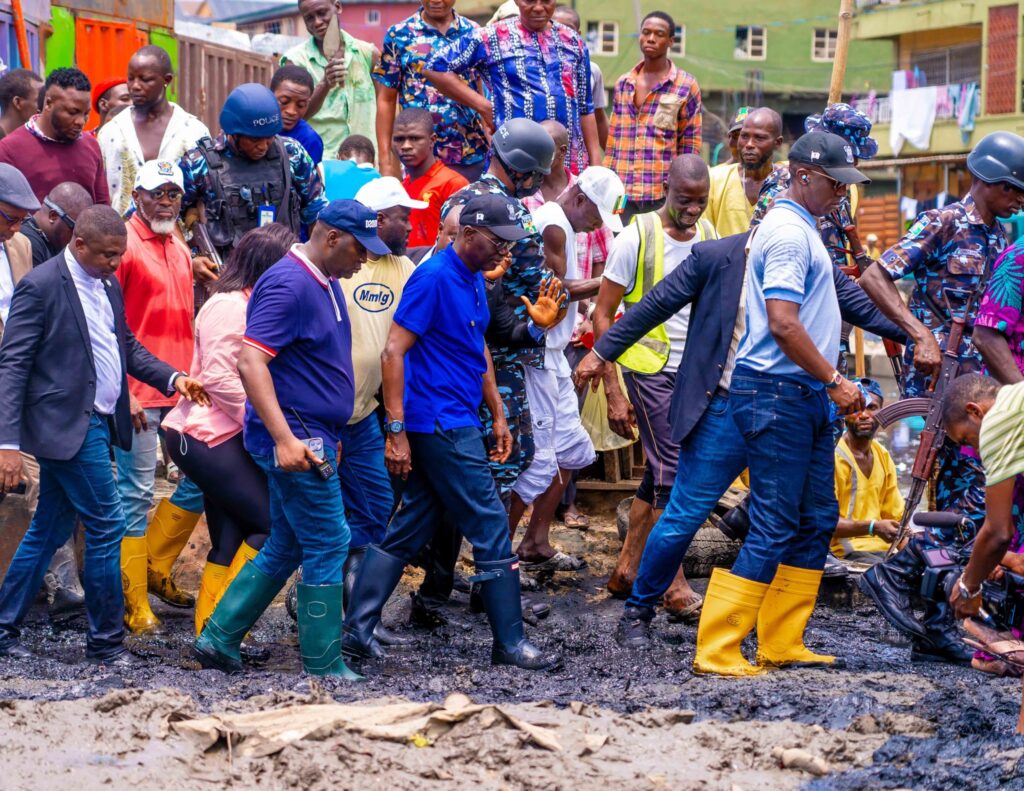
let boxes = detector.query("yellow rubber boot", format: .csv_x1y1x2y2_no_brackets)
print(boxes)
222,541,260,602
146,499,201,608
121,536,163,634
693,568,768,676
756,564,835,668
194,562,229,636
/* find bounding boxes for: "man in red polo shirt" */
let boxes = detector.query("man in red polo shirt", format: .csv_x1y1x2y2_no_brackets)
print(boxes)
396,107,468,249
113,159,201,635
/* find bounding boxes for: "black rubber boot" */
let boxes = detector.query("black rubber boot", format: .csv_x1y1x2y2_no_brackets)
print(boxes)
473,557,561,671
616,605,655,649
857,536,929,639
409,590,450,629
345,546,414,649
717,494,750,542
44,538,85,620
341,546,407,662
910,600,973,665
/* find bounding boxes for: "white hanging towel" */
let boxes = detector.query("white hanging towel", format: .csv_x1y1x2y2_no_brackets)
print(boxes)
890,86,938,155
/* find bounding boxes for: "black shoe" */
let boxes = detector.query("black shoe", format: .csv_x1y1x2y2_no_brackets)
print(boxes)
857,539,929,639
409,591,449,629
910,639,973,665
717,494,750,542
616,605,654,649
341,546,407,662
374,622,415,648
0,641,32,659
911,601,973,665
452,572,472,594
45,539,86,619
822,553,849,580
474,557,562,671
88,649,142,669
48,586,86,620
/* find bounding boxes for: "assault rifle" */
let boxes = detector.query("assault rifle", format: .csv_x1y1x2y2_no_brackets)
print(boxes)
189,222,222,313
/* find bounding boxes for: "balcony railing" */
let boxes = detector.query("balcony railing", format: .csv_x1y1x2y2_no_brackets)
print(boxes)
851,85,977,127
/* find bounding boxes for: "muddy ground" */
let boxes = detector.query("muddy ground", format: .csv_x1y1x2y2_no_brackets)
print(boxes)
1,504,1023,791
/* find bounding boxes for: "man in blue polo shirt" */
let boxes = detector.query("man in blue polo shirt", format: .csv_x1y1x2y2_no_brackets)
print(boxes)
342,192,561,672
193,199,389,678
694,132,868,677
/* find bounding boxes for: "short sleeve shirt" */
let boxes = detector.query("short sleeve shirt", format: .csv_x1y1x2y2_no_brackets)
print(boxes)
980,381,1024,486
976,238,1024,378
242,247,355,455
404,161,469,248
393,245,489,432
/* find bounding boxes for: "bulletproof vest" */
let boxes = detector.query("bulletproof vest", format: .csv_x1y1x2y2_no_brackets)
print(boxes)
198,137,302,251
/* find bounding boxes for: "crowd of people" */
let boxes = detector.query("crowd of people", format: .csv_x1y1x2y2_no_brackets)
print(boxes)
0,1,1023,719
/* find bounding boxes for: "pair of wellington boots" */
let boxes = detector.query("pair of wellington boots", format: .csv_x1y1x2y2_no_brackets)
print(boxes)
693,565,834,676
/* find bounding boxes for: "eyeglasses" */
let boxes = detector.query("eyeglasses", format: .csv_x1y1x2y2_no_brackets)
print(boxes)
142,187,184,203
0,204,29,227
808,170,847,194
43,197,75,230
474,227,515,255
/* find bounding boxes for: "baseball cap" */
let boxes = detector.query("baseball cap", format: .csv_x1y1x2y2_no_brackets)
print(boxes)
0,163,40,211
577,166,626,233
317,199,391,255
460,193,530,242
136,160,184,192
729,106,751,133
355,176,428,212
789,131,870,185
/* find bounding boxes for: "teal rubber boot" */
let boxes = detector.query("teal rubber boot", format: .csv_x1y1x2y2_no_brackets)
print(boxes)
193,562,284,673
297,582,363,680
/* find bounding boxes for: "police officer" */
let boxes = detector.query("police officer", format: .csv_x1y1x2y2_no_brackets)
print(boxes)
857,131,1024,663
180,83,327,263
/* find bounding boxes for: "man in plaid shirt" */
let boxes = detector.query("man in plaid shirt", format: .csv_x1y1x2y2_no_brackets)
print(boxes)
604,11,702,222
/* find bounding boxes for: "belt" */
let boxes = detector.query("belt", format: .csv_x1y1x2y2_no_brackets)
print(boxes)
714,385,730,399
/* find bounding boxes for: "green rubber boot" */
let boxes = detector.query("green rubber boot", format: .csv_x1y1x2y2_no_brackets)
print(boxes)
193,562,284,673
297,582,363,680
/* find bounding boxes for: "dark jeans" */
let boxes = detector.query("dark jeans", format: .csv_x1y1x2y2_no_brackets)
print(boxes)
628,393,747,609
165,429,269,566
378,426,512,564
729,366,838,583
0,414,125,658
338,413,393,549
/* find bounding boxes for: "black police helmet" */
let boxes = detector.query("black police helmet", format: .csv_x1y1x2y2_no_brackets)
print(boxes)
967,131,1024,191
491,118,555,176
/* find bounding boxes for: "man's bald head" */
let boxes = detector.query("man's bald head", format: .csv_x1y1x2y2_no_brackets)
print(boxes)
667,153,710,190
540,119,568,149
743,107,783,138
74,205,126,244
39,182,93,248
47,182,92,216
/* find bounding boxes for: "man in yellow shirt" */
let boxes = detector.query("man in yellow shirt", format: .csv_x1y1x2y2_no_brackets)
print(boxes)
832,378,903,563
705,107,783,237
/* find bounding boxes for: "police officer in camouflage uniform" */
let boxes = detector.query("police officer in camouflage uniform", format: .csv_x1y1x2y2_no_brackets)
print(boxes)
179,83,327,260
857,131,1024,663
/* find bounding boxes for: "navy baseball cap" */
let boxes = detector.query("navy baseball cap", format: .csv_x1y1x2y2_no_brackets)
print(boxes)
317,199,390,255
789,131,870,185
460,193,530,242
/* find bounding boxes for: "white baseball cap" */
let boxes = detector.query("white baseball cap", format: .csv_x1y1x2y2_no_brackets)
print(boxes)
576,166,626,233
354,176,428,212
136,159,184,192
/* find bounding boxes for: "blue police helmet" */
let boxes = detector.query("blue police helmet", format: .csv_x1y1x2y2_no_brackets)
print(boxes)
220,83,283,138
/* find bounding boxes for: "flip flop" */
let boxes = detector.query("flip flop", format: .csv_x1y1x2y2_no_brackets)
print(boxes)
665,593,704,623
962,619,1024,669
562,512,590,530
519,551,587,573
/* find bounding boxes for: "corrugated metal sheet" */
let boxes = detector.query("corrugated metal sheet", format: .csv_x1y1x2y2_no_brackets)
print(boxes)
177,35,275,134
74,16,147,127
52,0,171,29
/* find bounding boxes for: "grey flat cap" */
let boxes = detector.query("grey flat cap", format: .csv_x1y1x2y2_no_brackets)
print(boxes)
0,163,40,211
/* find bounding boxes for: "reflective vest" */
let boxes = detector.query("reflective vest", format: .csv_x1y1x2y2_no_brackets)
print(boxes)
617,213,718,374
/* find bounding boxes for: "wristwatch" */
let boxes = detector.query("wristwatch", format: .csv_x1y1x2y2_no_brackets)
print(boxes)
385,419,405,434
823,370,843,390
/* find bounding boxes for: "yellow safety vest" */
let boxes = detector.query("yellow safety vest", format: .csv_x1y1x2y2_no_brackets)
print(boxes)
618,213,717,374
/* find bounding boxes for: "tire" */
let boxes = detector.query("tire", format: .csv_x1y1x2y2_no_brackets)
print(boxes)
683,517,743,579
616,496,632,542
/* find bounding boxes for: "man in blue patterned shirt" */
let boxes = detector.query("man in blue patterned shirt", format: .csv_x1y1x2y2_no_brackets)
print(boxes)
373,0,488,182
424,0,601,175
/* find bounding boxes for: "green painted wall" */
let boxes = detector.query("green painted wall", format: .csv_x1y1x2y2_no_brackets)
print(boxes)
579,0,895,96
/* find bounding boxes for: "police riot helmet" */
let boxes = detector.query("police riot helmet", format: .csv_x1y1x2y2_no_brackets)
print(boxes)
220,83,283,138
967,131,1024,191
491,118,555,199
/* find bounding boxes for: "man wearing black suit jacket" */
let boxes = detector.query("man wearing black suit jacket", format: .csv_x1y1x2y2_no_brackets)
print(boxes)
574,229,907,647
0,206,209,666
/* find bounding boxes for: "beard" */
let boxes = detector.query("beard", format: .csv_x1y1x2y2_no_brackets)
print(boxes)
137,204,177,236
741,152,772,172
384,235,407,257
847,423,879,440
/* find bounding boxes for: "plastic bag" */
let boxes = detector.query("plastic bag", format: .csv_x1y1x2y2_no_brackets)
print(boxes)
580,366,638,452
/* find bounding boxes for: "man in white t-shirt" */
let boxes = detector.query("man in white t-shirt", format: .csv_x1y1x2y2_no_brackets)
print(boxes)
593,154,716,617
510,167,624,571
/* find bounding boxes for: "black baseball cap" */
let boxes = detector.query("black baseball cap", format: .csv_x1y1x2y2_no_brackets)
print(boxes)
460,193,531,242
789,131,870,185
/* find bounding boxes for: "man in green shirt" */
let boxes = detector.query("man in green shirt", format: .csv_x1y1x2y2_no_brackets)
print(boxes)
283,0,380,160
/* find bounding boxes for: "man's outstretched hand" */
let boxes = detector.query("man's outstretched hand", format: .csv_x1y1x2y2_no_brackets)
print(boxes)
521,277,567,329
174,376,212,407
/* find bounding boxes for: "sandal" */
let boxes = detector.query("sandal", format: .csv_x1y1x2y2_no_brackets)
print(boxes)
519,551,587,573
665,593,704,623
961,619,1024,670
563,512,590,530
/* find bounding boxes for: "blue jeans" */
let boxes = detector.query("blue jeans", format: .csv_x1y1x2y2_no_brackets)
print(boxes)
338,414,393,548
628,393,748,610
379,426,512,565
728,367,838,583
250,454,350,586
0,414,126,657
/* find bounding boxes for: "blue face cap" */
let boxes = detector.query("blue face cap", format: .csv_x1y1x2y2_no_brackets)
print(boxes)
316,199,391,256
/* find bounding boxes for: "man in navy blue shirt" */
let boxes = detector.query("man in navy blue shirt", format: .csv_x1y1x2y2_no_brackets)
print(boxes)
193,199,389,678
343,192,561,671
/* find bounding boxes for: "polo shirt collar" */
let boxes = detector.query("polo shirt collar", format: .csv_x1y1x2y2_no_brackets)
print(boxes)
128,212,163,242
289,243,331,289
443,244,476,283
774,198,817,229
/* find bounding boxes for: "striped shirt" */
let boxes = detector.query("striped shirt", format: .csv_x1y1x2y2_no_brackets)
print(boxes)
603,63,702,202
980,381,1024,486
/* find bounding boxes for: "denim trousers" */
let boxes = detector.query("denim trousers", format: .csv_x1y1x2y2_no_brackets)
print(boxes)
113,407,203,537
0,414,126,657
378,426,513,565
338,413,394,549
628,393,748,610
251,455,350,586
728,366,838,583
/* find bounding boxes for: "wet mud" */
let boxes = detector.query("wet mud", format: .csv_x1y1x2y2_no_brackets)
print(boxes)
2,513,1023,790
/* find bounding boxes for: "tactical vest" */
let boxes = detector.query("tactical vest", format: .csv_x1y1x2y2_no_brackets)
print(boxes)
198,137,301,251
618,212,717,374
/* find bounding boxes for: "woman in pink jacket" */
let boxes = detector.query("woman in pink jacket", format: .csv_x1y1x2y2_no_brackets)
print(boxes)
163,224,296,634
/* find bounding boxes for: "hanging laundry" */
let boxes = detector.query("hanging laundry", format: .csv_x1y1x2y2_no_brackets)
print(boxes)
890,86,938,155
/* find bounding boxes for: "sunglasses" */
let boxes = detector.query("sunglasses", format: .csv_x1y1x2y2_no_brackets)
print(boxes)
43,197,75,230
474,227,515,255
142,187,184,203
808,170,847,194
0,204,29,227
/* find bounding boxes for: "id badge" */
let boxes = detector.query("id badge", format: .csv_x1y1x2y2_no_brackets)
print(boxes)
258,204,276,227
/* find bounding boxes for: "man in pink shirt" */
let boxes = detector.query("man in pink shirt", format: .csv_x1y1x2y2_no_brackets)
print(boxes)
112,159,203,634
